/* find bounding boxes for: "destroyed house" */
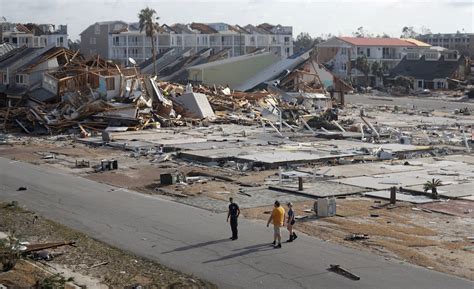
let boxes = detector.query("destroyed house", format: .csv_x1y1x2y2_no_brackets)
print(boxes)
0,45,76,104
388,50,469,90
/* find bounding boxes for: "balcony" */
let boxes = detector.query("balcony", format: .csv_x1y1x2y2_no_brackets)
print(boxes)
382,55,401,60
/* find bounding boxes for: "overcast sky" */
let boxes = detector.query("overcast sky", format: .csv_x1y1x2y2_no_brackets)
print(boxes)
0,0,472,41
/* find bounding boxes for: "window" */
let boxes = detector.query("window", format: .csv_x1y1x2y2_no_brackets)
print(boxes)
407,52,419,60
425,52,438,60
95,24,100,35
2,73,7,84
106,77,115,90
56,37,64,46
15,74,27,85
366,48,371,57
113,36,120,46
284,36,290,43
341,48,346,55
90,37,96,45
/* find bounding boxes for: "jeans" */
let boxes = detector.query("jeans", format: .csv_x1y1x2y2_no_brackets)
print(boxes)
230,216,238,239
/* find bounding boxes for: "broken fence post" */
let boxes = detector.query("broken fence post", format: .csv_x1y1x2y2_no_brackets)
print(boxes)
390,186,397,204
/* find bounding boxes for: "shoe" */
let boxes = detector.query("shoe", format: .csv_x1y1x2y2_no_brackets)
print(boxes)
229,237,234,240
272,241,276,246
286,239,293,242
293,233,298,240
274,243,282,249
232,237,238,240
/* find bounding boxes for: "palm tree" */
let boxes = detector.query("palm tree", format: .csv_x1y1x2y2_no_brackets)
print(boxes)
138,7,159,75
355,56,370,87
424,178,442,199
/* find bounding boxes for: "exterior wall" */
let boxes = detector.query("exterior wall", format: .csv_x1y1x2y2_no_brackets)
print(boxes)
318,38,417,79
80,23,114,58
187,53,279,88
42,73,58,94
2,33,68,48
27,59,59,85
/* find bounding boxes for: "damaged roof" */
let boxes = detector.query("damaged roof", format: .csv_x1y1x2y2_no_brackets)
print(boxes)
338,37,417,47
190,23,218,34
389,55,465,80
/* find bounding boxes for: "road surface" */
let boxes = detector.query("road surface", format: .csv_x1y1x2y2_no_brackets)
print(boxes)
346,94,474,111
0,157,472,289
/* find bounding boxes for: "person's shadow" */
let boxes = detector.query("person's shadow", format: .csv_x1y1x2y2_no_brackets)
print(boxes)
202,242,274,263
162,238,231,254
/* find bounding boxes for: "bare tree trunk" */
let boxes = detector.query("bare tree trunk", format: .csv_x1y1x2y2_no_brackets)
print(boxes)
151,34,157,76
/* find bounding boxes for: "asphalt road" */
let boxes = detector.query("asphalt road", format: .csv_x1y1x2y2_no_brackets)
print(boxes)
0,157,472,289
346,94,474,111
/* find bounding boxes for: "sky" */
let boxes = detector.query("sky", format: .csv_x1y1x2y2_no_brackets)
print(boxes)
0,0,473,41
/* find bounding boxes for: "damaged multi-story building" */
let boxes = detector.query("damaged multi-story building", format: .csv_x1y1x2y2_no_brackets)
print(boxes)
80,21,293,65
0,18,68,49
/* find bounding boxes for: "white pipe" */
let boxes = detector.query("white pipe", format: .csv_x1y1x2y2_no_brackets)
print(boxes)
300,117,316,135
462,128,471,153
332,120,346,132
267,120,283,137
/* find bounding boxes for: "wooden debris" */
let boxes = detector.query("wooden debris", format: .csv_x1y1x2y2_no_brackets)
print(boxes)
328,264,360,280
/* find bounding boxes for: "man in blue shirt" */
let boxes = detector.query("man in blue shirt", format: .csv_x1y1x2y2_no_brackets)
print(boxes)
227,197,240,240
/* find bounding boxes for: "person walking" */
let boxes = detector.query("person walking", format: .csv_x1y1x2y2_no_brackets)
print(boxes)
227,197,240,240
267,200,285,248
286,202,297,242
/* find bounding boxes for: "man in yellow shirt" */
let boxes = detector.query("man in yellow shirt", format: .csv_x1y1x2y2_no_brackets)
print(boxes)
267,200,285,248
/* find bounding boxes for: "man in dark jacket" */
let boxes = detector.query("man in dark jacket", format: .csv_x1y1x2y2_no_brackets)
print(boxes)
227,197,240,240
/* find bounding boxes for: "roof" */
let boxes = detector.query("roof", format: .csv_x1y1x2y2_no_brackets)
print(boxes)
0,43,16,57
338,37,416,47
0,46,37,70
389,55,464,80
403,38,431,47
187,50,271,70
190,23,218,34
17,46,76,73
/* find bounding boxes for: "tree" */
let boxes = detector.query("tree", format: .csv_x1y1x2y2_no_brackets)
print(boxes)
355,56,370,87
420,26,432,35
376,33,391,38
371,61,387,86
294,32,323,52
138,7,160,75
67,39,81,52
352,26,371,38
400,26,418,38
424,178,442,199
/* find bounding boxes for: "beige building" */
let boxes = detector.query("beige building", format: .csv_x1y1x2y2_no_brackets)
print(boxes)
187,51,279,88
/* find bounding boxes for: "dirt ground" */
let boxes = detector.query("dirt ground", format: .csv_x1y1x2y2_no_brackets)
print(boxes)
0,203,215,288
241,197,474,281
1,136,473,283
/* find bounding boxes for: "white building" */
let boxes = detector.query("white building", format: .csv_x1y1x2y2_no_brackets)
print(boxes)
316,37,429,80
80,21,293,65
1,20,68,49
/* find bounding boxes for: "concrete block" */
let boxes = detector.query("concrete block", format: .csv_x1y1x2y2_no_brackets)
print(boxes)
176,92,215,118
